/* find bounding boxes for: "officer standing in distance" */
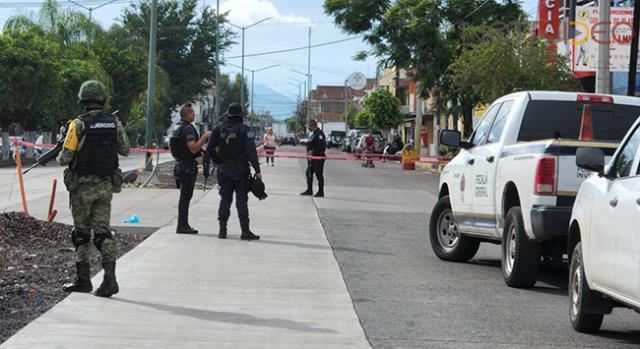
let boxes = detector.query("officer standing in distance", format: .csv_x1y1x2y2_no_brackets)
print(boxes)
170,103,211,234
300,119,326,197
57,80,130,298
206,103,262,240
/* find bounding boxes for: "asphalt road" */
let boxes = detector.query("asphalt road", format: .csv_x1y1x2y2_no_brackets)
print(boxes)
300,154,640,349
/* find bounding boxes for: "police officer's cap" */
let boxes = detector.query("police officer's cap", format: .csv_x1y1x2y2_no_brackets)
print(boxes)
227,103,244,118
248,175,268,200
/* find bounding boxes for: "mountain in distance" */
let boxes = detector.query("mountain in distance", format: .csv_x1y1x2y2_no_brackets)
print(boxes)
251,83,297,121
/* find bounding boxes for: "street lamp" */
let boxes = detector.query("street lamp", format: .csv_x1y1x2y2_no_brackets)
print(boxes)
291,69,312,122
227,63,279,132
228,17,272,111
67,0,121,22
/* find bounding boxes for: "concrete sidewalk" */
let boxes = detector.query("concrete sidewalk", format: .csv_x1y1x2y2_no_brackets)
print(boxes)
1,158,370,349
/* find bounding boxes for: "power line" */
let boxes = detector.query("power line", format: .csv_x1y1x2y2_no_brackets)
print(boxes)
225,36,364,59
0,0,133,8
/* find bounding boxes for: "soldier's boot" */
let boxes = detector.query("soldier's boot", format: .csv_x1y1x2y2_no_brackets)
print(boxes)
218,221,228,239
240,230,260,241
62,262,93,293
94,262,119,298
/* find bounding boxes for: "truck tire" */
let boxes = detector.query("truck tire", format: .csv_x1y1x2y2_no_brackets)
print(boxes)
501,206,541,288
569,242,604,333
429,196,480,262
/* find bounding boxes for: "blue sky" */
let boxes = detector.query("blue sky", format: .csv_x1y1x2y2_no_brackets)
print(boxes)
0,0,540,119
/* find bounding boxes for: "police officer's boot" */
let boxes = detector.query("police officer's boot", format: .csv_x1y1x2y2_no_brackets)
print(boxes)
300,186,313,196
62,262,93,293
94,262,119,298
314,185,324,198
218,221,227,239
240,230,260,241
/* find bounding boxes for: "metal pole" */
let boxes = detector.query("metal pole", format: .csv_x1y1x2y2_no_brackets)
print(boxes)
596,0,611,94
215,0,221,123
251,70,255,130
627,0,640,96
241,27,245,110
307,26,312,123
144,0,158,171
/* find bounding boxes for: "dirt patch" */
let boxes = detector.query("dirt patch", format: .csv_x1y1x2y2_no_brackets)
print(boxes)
0,212,151,344
134,160,216,190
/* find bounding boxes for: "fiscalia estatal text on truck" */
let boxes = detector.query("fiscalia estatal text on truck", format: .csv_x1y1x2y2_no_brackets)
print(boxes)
430,91,640,288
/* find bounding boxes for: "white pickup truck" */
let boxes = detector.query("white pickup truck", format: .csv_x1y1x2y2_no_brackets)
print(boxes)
568,117,640,333
430,91,640,288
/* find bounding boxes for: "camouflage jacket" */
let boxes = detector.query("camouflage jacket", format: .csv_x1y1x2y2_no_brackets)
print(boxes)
57,110,130,183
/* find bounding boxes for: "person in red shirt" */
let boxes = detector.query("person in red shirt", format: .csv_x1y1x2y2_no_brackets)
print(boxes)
362,131,376,168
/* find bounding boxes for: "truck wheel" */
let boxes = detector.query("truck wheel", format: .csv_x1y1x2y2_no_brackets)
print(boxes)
502,207,541,288
569,242,604,333
429,196,480,262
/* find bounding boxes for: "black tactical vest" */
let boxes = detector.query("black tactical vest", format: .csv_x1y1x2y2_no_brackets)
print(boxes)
217,122,245,161
74,111,119,177
170,122,198,161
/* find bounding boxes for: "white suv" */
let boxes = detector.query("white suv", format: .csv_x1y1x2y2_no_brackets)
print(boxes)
568,116,640,333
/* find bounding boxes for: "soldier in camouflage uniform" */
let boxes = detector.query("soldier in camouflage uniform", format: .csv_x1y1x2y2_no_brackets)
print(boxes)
57,80,130,298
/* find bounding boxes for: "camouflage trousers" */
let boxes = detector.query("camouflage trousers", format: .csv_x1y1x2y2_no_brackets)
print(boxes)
69,180,117,264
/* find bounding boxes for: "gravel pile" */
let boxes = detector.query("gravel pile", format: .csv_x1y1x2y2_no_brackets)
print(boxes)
142,160,216,190
0,212,150,344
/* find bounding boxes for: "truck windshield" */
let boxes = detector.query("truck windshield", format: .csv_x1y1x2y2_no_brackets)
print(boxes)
517,100,640,142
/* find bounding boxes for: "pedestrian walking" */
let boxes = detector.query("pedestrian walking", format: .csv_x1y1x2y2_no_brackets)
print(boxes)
170,103,211,234
206,103,262,240
300,119,326,198
57,80,130,298
258,127,277,166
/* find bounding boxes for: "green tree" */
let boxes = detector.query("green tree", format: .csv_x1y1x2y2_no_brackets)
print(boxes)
122,0,234,109
0,27,63,130
451,28,579,104
354,109,373,128
360,89,403,131
218,73,249,114
341,104,359,128
324,0,526,136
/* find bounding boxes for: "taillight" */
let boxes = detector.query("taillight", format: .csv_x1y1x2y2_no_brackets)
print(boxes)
534,157,557,195
577,94,614,104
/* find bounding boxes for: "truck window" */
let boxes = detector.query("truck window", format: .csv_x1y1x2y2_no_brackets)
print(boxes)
613,124,640,178
517,100,640,142
488,100,514,144
471,104,500,146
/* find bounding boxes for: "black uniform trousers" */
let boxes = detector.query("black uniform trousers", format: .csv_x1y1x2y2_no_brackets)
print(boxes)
176,174,196,228
218,174,250,232
305,159,325,192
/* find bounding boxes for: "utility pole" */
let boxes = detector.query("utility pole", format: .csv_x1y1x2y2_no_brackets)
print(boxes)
307,26,312,123
241,27,245,110
415,94,423,158
144,0,158,171
229,18,271,114
596,0,611,94
215,0,221,123
627,0,640,96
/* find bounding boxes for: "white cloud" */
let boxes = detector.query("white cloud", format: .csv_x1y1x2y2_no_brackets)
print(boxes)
220,0,312,27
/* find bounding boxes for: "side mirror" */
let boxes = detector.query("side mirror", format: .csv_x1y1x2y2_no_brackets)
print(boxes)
440,130,461,148
576,147,604,174
440,130,472,149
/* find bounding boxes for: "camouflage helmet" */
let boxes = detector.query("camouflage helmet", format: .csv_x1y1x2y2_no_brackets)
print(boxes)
78,80,108,105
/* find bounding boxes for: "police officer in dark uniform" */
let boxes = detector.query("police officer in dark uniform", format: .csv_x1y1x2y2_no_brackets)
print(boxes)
170,103,211,234
206,103,261,240
300,119,326,198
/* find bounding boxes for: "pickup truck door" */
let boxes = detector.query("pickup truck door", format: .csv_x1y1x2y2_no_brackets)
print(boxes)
469,101,513,233
458,103,501,229
605,125,640,299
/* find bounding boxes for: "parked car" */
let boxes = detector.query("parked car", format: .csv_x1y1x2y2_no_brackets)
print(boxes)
343,129,360,152
354,133,385,155
328,131,346,149
568,117,640,333
279,134,297,146
432,91,640,288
